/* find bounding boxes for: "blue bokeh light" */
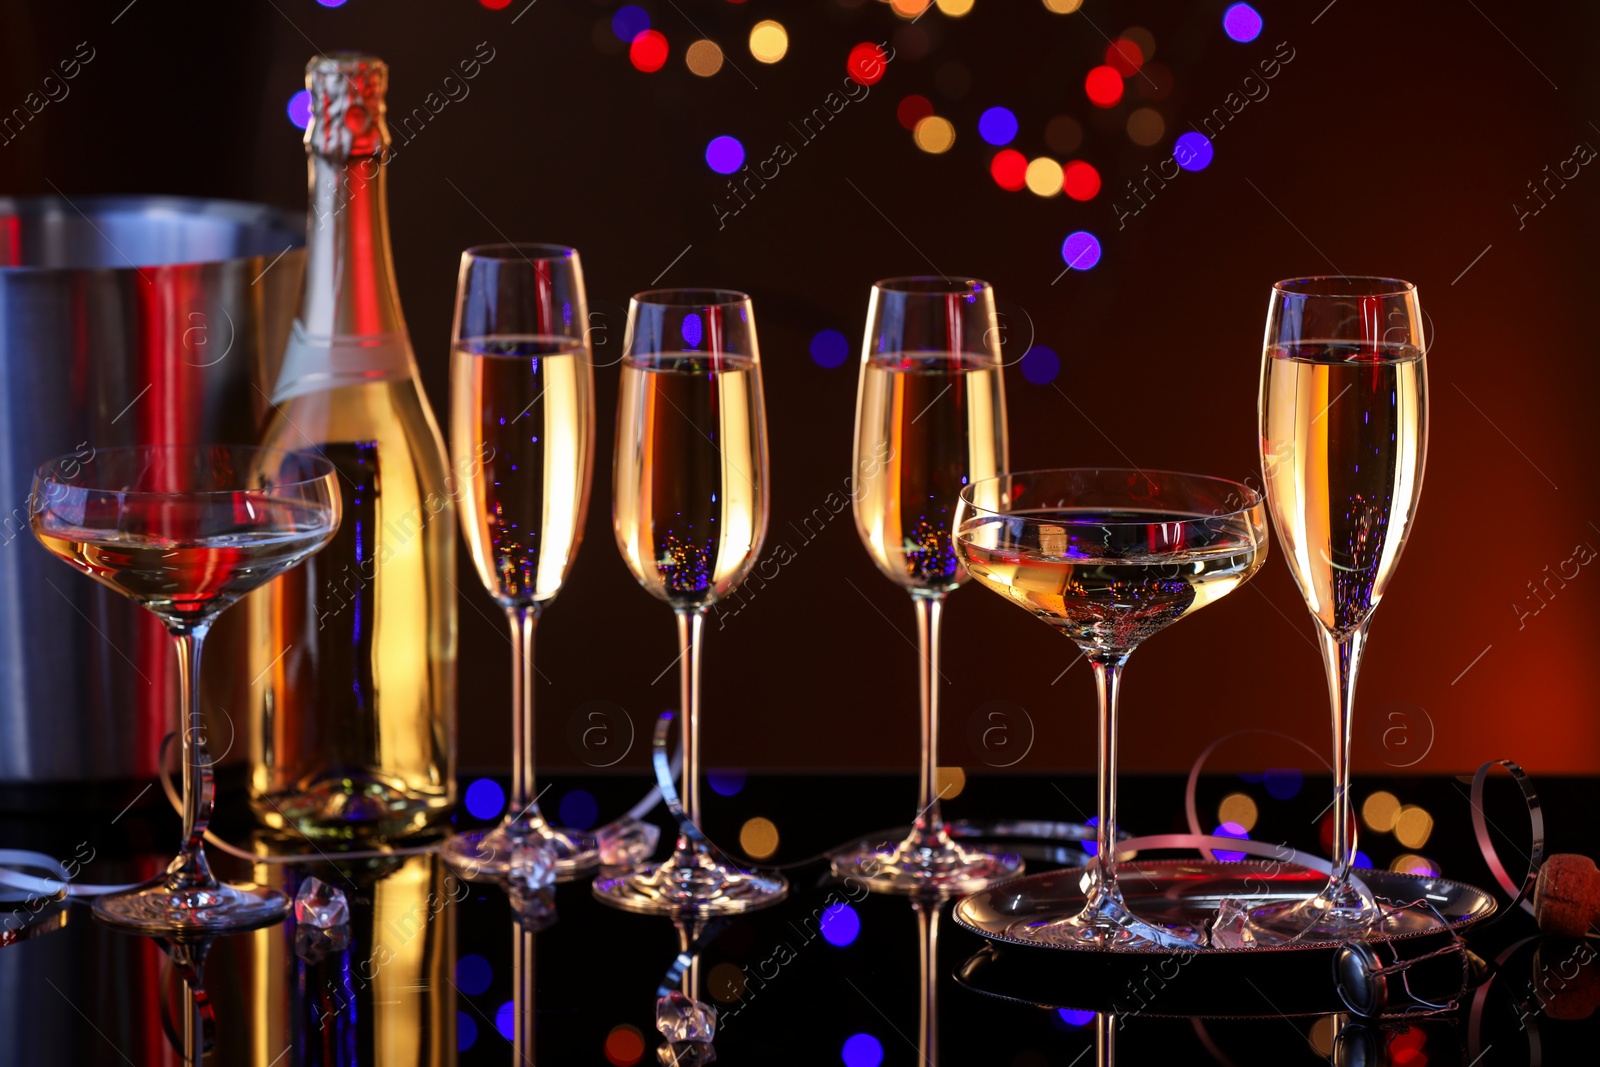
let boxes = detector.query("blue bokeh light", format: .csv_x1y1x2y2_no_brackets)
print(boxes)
559,788,600,830
841,1033,885,1067
1354,850,1373,869
820,903,861,947
977,106,1019,146
456,953,493,996
1083,814,1100,857
1061,231,1102,270
1223,3,1263,43
708,768,747,796
458,1011,478,1052
612,4,651,43
1213,821,1250,862
706,135,745,175
1175,131,1214,171
494,1001,515,1041
1264,768,1303,800
809,329,850,368
1058,1008,1096,1027
287,90,313,130
316,0,348,7
464,778,505,821
681,312,704,348
1020,345,1059,385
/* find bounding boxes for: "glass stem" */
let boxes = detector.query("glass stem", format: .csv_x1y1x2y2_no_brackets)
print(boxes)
507,604,541,837
910,594,947,846
675,608,708,836
1089,652,1130,899
168,623,215,891
1321,621,1371,890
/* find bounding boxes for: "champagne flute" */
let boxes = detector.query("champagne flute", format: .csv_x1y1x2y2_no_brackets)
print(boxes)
30,445,339,933
595,288,786,915
828,277,1023,896
444,243,598,879
1249,276,1429,941
954,469,1268,946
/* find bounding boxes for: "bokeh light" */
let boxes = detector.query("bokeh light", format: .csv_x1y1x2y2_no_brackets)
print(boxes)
1057,1008,1095,1026
494,1001,515,1041
810,330,851,368
1044,114,1083,154
820,902,861,947
1105,39,1144,77
1020,345,1059,385
1061,160,1100,200
559,788,599,830
1060,230,1101,269
1083,814,1100,856
464,777,505,820
629,30,669,73
1217,792,1259,832
478,0,512,8
706,135,745,174
612,5,650,43
1310,1017,1336,1056
1024,157,1063,197
709,767,749,795
1362,790,1402,833
749,20,789,64
604,1024,646,1066
935,766,966,800
686,39,725,77
287,89,312,130
1122,26,1156,61
897,94,934,130
1137,62,1175,100
1354,850,1373,869
1391,853,1440,877
842,1033,885,1067
1213,821,1250,862
1084,66,1124,107
913,115,956,154
1264,768,1303,800
848,42,889,86
1394,805,1434,849
709,961,746,1003
990,149,1027,191
977,106,1018,146
316,0,348,7
681,312,704,348
936,0,975,15
1042,0,1083,12
1223,3,1264,43
891,0,931,15
1126,107,1165,146
456,953,493,996
458,1011,478,1051
740,816,780,858
1174,131,1213,171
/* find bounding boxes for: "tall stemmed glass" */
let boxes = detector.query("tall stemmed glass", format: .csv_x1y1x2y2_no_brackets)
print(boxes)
30,445,339,933
829,277,1022,896
595,288,786,914
1249,277,1428,941
444,243,599,879
955,469,1268,946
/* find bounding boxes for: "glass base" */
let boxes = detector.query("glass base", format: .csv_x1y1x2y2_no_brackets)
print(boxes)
253,774,452,842
92,877,288,936
591,843,787,916
443,819,598,882
831,828,1023,898
1246,872,1436,945
1018,878,1200,950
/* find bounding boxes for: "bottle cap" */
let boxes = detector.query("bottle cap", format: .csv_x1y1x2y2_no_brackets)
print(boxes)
305,53,389,159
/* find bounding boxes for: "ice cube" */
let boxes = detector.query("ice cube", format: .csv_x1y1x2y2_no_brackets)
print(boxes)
294,876,349,929
656,1043,717,1066
597,816,661,868
510,838,557,892
1209,897,1258,950
656,990,717,1044
295,921,350,965
510,885,558,931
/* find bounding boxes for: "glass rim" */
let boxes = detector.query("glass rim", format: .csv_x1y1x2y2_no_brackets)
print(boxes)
873,275,992,295
1273,275,1415,299
462,242,579,264
630,287,750,308
958,467,1265,525
32,444,338,495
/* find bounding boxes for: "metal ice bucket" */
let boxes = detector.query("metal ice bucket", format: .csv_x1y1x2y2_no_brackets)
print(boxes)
0,196,304,785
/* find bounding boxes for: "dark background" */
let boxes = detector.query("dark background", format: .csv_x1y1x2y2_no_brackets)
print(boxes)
3,0,1597,779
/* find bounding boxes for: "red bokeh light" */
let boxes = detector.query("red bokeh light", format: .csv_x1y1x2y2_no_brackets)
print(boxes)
629,30,669,73
896,94,934,130
478,0,513,9
1084,65,1124,107
1105,38,1144,77
1318,810,1359,855
990,149,1027,191
1062,160,1101,200
848,42,888,86
604,1026,645,1066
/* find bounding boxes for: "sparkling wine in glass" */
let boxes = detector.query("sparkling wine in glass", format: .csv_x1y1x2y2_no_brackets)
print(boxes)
829,276,1023,897
444,243,598,880
31,445,339,934
1249,276,1429,942
955,469,1268,947
594,288,785,915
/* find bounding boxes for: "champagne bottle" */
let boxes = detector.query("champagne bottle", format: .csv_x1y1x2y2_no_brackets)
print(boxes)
246,53,456,840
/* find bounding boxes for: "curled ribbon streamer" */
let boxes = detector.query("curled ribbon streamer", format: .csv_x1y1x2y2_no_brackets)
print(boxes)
1468,758,1544,922
1182,728,1331,863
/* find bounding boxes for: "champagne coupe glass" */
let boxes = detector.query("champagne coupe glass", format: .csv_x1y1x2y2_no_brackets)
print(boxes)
30,445,339,933
1249,277,1429,942
595,288,786,915
828,276,1023,896
954,469,1268,947
443,243,599,880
